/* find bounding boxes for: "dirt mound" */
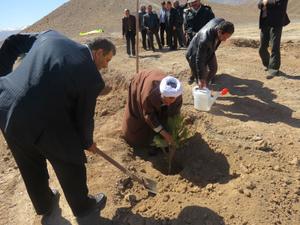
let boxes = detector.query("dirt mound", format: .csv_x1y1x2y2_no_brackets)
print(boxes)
230,38,260,48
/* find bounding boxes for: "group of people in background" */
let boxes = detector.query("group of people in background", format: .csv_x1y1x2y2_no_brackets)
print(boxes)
122,0,234,88
122,0,290,85
122,0,214,55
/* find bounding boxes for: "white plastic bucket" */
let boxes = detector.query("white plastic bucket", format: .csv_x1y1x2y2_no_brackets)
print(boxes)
192,86,212,111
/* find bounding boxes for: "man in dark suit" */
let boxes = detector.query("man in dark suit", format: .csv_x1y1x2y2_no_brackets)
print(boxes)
165,1,179,50
186,18,234,87
139,5,148,50
258,0,290,79
0,30,116,219
144,5,163,52
122,9,136,57
184,0,215,46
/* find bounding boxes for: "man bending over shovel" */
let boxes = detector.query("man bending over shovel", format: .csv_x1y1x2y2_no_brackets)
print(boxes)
0,30,115,221
122,69,183,155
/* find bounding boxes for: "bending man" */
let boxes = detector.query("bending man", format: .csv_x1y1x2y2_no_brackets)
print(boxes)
122,70,183,153
186,18,234,87
0,30,116,219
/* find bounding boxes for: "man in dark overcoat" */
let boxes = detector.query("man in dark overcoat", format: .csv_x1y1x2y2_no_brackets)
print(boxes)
186,18,234,87
0,30,116,218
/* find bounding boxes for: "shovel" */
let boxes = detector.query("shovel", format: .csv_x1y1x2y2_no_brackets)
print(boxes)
93,148,157,195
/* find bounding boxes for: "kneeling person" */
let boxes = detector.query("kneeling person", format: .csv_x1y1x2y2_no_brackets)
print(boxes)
122,69,183,149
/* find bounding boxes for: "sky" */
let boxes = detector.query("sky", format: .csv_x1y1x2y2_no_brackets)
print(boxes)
0,0,69,30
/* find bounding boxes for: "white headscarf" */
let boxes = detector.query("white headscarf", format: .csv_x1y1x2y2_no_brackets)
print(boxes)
159,75,183,98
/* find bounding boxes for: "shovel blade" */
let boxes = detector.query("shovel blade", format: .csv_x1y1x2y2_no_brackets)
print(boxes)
143,177,157,195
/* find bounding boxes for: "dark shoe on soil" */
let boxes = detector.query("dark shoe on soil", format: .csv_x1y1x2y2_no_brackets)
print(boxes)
266,69,279,79
77,193,107,219
42,189,60,217
188,76,195,85
209,75,217,85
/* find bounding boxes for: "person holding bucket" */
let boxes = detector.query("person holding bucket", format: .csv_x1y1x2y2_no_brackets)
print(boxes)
186,18,234,88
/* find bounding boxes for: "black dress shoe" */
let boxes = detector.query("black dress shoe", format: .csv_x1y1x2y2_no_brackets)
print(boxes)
266,69,279,79
188,77,195,85
77,193,107,218
209,75,217,85
43,189,60,216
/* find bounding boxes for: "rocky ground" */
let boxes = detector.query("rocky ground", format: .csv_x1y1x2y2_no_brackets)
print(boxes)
1,23,300,225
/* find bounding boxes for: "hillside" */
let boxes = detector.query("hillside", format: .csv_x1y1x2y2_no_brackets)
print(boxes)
23,0,299,39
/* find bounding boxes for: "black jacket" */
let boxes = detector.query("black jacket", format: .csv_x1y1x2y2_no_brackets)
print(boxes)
122,15,136,36
258,0,290,28
0,30,105,164
186,18,223,80
139,11,147,31
174,3,187,26
184,5,215,36
165,8,181,29
143,12,160,32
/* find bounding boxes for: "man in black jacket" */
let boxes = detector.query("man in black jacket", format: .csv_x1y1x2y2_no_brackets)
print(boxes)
159,1,167,47
174,0,187,48
258,0,290,79
139,5,148,50
186,18,234,87
184,0,215,46
122,9,136,56
165,1,179,50
144,5,163,51
0,30,116,219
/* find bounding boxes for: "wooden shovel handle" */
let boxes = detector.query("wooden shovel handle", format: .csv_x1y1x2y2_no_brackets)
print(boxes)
94,148,144,184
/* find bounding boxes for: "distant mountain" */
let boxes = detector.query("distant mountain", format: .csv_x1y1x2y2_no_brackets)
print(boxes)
0,30,21,41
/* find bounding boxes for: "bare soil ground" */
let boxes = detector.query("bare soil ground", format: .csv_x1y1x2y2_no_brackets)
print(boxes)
1,1,300,224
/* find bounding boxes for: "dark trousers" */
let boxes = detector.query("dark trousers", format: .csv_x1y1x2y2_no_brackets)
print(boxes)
125,31,136,56
159,23,166,46
141,29,148,50
187,54,218,83
166,27,177,50
5,135,95,217
259,25,283,71
176,25,186,47
186,32,194,47
147,29,162,51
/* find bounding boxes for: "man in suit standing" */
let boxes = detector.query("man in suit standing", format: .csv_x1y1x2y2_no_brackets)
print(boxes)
173,0,187,48
139,5,148,50
0,30,116,219
122,9,136,57
144,5,163,52
186,18,234,87
159,1,167,47
184,0,215,47
165,1,179,50
258,0,290,79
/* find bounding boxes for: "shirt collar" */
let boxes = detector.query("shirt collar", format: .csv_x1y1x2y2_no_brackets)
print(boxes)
85,44,94,60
